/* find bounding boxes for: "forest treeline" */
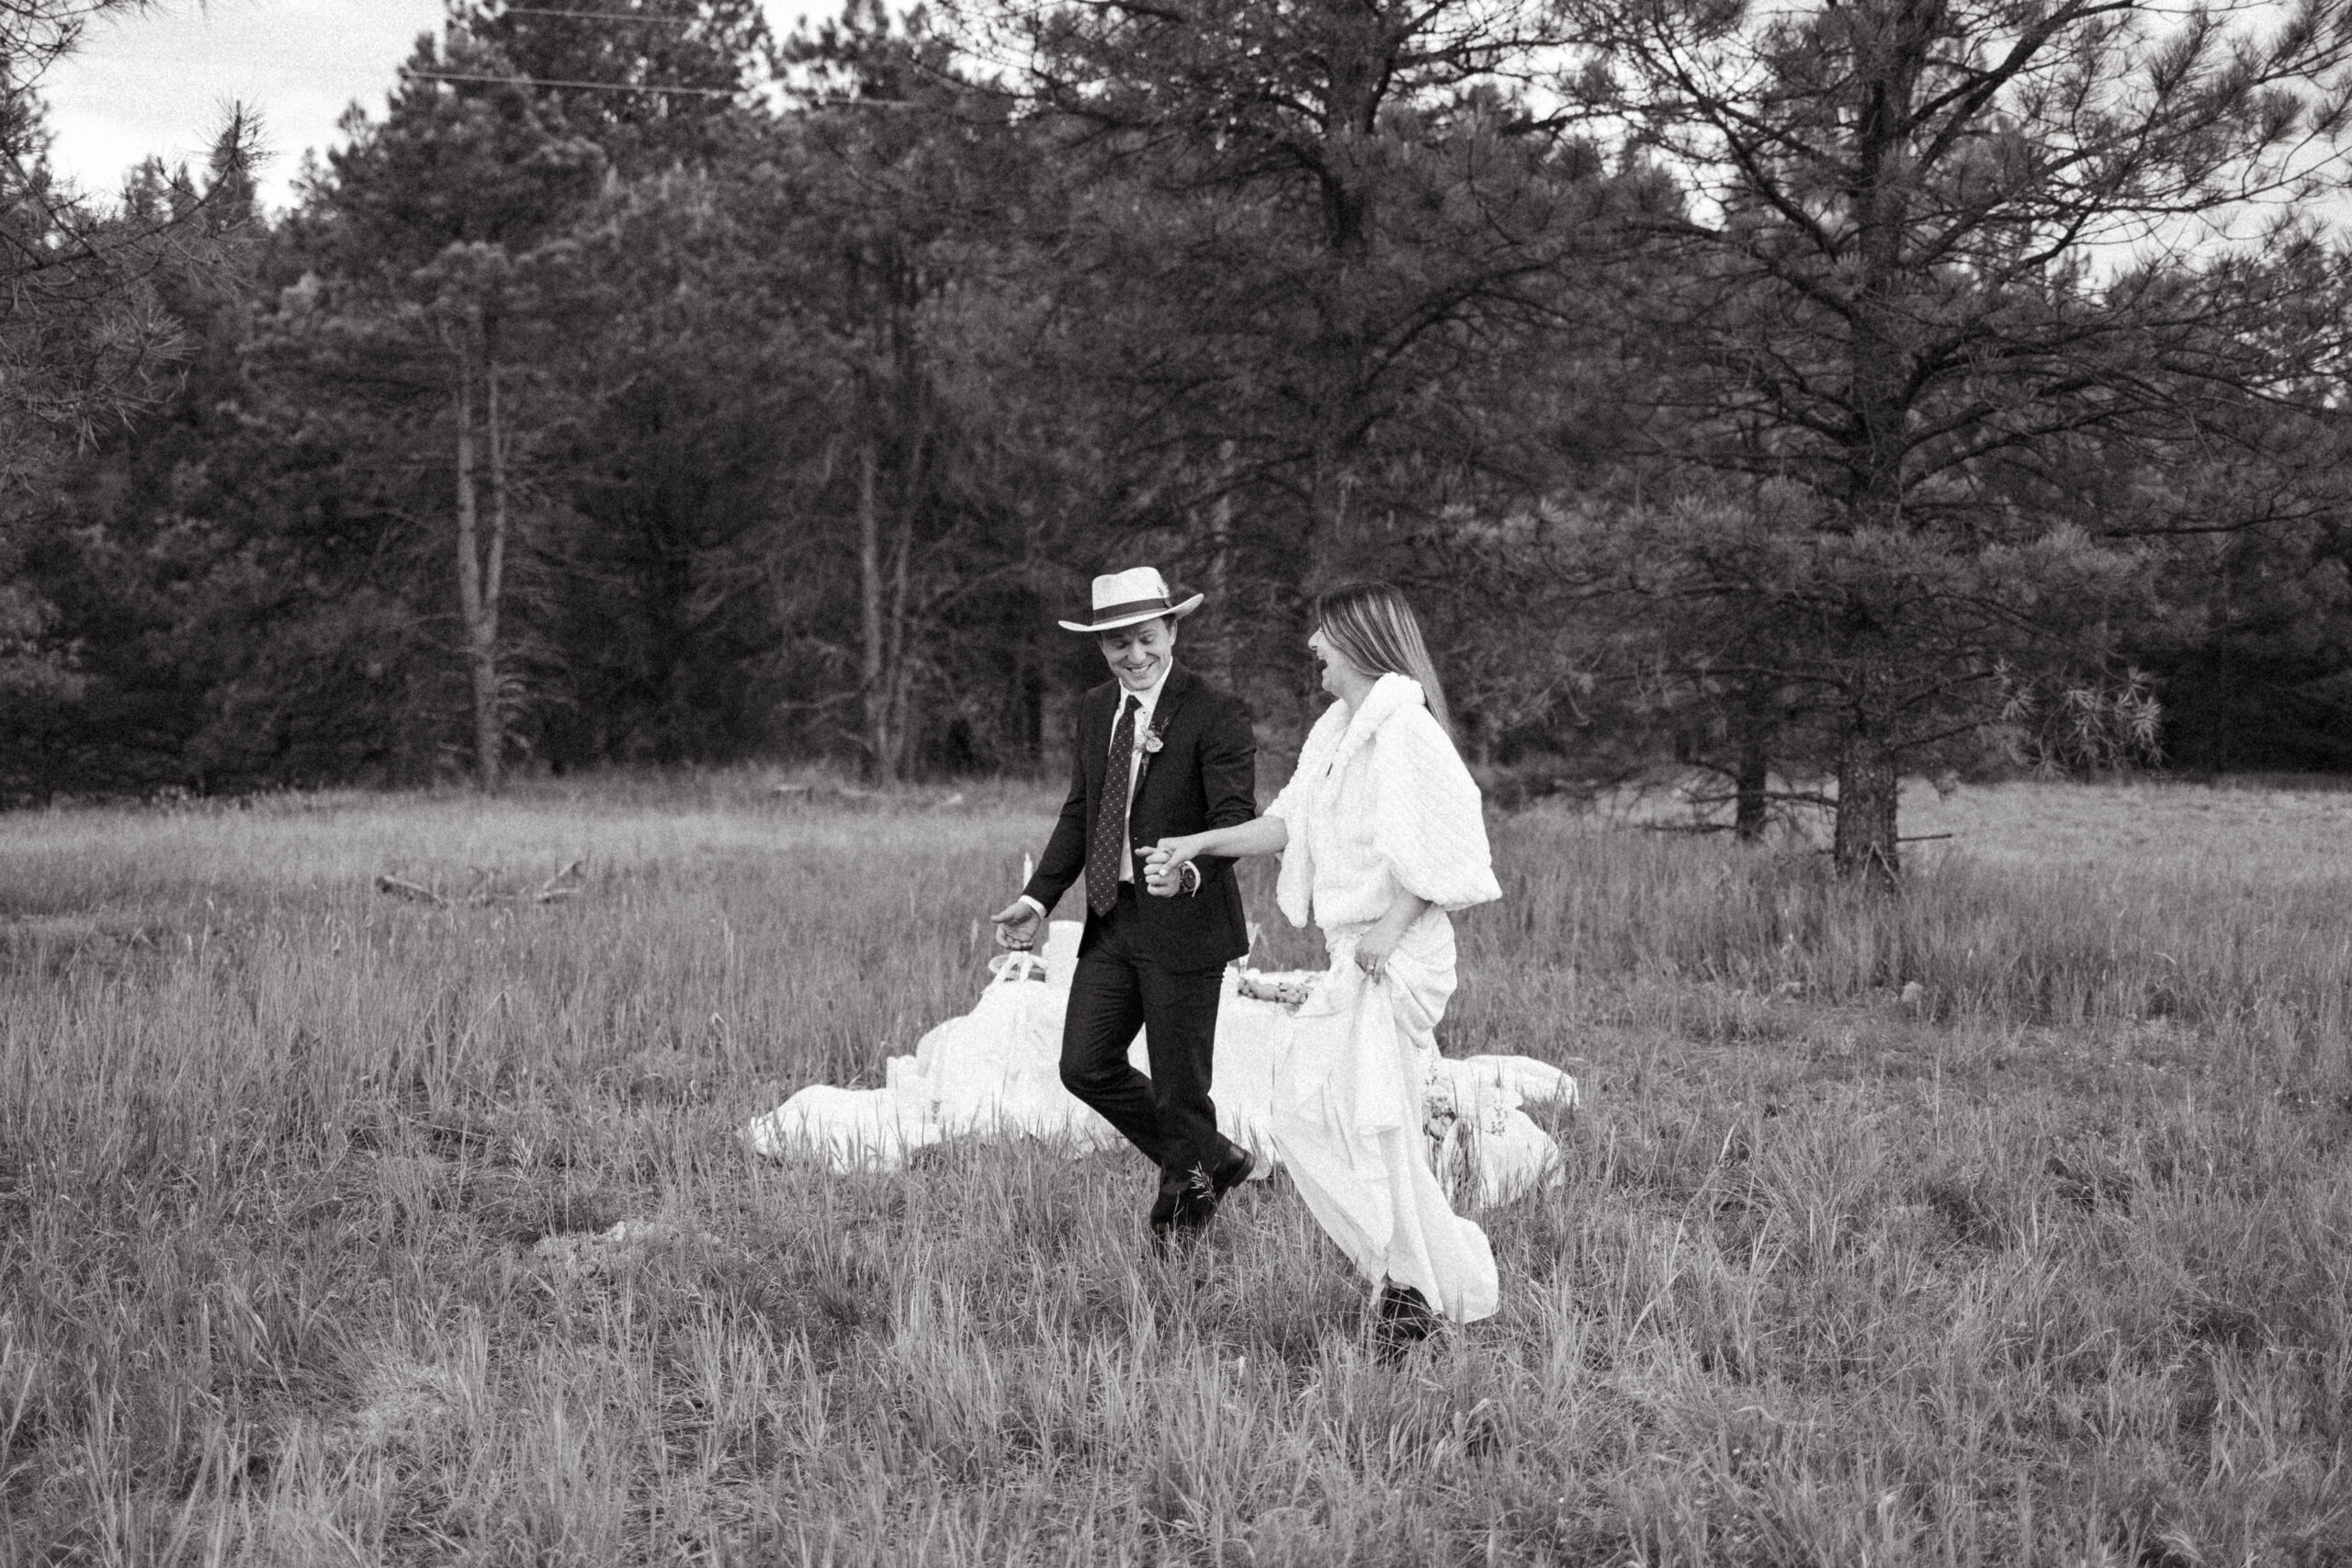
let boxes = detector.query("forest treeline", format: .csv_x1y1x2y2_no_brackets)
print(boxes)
8,0,2352,873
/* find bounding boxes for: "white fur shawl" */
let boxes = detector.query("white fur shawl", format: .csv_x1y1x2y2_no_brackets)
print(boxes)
1266,673,1501,931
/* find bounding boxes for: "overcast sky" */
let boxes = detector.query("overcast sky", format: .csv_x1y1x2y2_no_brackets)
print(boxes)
40,1,2345,246
41,0,829,213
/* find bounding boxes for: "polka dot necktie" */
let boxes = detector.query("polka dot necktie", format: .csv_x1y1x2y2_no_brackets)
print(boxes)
1087,694,1140,917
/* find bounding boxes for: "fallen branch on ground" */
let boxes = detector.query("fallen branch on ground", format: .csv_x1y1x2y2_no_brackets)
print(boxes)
535,860,585,902
374,860,589,908
373,874,450,907
773,781,881,802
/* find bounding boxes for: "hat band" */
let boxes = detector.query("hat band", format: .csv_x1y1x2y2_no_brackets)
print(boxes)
1087,595,1175,624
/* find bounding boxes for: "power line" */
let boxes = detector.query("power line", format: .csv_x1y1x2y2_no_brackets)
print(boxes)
491,6,699,22
401,67,920,110
401,68,745,98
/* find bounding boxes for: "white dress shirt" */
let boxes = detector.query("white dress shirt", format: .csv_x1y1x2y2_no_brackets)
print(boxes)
1113,668,1170,881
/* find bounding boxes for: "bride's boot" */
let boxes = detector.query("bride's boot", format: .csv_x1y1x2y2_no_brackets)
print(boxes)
1372,1280,1437,1360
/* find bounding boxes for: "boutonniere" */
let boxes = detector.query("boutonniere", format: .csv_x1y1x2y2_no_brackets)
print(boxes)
1140,729,1164,755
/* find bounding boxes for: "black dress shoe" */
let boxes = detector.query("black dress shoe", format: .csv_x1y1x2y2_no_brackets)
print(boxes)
1180,1141,1255,1222
1148,1163,1193,1252
1206,1141,1255,1202
1148,1178,1182,1234
1152,1141,1255,1252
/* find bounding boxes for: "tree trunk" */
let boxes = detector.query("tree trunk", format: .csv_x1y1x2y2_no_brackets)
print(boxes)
484,357,509,719
1205,445,1235,691
856,440,889,783
1013,636,1043,770
1733,732,1770,842
883,487,914,780
1825,35,1922,875
1304,400,1363,589
1842,1,1924,538
453,343,503,794
1302,5,1384,589
1833,717,1900,886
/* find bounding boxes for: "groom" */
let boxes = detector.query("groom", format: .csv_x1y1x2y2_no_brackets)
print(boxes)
989,567,1260,1247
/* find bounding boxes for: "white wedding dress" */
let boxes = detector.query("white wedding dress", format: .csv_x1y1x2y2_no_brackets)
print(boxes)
746,675,1577,1313
1254,672,1517,1321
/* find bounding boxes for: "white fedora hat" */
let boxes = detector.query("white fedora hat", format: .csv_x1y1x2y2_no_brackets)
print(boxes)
1057,567,1204,633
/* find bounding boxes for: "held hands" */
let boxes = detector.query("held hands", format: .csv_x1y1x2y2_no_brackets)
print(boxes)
1143,837,1202,898
988,898,1043,951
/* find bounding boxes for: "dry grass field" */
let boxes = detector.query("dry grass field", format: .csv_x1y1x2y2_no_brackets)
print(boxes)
4,772,2351,1565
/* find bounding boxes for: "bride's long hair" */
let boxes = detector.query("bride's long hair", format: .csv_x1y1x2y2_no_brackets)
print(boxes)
1315,582,1453,736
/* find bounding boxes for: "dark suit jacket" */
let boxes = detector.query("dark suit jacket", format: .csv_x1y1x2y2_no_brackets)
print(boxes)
1022,662,1257,972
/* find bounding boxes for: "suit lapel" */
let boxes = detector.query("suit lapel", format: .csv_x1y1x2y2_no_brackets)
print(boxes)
1132,663,1194,801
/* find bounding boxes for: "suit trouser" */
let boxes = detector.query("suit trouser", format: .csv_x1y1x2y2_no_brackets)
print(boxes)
1058,883,1227,1178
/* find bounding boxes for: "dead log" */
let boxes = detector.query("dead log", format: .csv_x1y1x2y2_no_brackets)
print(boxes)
534,859,585,903
374,874,450,907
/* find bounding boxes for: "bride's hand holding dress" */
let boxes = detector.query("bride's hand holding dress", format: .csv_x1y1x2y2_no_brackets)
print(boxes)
1347,896,1422,978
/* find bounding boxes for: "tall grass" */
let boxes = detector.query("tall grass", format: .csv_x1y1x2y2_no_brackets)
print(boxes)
2,775,2349,1564
1479,814,2352,1062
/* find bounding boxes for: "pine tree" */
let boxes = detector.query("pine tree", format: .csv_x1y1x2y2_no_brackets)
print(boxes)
1561,0,2352,878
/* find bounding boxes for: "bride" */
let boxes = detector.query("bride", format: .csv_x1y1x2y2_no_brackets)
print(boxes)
1144,582,1503,1348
